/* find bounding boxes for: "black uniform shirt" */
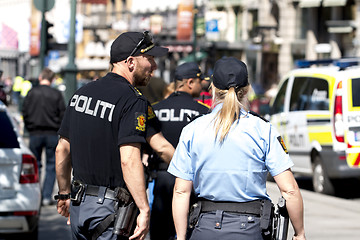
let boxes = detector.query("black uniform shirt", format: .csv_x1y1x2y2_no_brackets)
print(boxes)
152,91,210,148
58,72,148,188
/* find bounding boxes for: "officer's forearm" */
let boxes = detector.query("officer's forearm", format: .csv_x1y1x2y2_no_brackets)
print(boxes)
274,170,305,238
120,143,150,215
172,178,192,240
284,189,305,238
147,132,175,164
55,137,72,194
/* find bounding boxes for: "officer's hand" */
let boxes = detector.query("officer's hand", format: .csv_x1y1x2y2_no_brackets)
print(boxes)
293,234,306,240
57,199,70,218
129,211,149,240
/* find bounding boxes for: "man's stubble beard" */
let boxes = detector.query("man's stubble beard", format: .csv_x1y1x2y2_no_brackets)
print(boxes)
133,65,151,87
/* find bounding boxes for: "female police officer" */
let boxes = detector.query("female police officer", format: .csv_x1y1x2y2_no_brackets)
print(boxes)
168,57,306,240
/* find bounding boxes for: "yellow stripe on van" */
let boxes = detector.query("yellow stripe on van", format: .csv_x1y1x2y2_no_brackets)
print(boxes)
306,114,332,145
347,78,360,111
307,125,333,145
306,113,331,119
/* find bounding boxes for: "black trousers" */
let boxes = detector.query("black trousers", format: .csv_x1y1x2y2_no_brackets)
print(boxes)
189,211,265,240
150,170,176,240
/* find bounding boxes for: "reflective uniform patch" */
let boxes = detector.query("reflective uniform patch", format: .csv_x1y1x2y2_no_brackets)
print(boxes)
277,136,288,154
135,113,146,132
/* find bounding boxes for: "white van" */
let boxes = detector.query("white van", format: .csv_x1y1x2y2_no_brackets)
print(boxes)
269,59,360,194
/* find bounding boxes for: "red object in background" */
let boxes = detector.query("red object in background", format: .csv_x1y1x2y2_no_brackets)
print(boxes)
196,91,213,107
249,97,270,116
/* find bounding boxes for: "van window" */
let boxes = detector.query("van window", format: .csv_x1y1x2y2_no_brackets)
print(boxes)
290,77,329,111
352,78,360,107
271,79,288,114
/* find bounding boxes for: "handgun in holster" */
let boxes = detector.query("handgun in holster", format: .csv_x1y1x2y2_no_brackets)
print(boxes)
272,197,289,240
70,180,85,204
112,187,139,237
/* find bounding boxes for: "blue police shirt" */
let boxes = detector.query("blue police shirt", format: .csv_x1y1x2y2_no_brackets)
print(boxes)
167,104,294,202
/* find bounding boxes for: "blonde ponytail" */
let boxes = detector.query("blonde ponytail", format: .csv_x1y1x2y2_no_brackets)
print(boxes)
212,83,250,143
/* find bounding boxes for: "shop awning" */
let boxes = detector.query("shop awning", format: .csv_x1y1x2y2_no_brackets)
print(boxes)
323,0,347,7
299,0,322,8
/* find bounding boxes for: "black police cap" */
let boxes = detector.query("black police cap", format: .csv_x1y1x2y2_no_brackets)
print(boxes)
212,57,249,90
110,31,168,63
174,62,205,81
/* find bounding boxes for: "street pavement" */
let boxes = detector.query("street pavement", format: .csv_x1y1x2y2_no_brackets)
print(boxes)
38,181,360,240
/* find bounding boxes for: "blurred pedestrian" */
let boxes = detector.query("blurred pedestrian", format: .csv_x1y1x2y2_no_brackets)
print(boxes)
150,62,210,240
168,57,306,240
55,31,172,240
12,75,24,105
18,78,32,111
22,67,66,206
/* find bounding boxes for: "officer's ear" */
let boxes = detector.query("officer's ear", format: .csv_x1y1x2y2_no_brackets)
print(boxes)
126,57,136,71
187,78,196,89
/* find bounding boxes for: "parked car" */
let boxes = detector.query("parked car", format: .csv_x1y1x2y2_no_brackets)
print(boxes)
268,58,360,195
0,101,41,239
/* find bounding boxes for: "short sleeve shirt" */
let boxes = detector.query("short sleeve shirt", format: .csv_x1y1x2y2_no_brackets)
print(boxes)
167,104,293,202
58,73,148,188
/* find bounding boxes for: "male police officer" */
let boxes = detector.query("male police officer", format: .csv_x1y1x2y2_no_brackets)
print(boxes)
55,31,174,240
150,62,210,240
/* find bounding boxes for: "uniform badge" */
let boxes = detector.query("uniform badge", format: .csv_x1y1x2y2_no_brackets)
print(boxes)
135,113,146,132
148,106,156,120
277,136,288,154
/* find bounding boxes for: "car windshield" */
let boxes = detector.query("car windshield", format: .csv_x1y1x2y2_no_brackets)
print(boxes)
0,111,20,148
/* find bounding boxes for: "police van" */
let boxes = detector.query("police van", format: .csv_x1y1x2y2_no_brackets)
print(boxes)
269,58,360,195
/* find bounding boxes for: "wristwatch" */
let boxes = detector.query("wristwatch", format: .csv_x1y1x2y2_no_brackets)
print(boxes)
54,193,71,200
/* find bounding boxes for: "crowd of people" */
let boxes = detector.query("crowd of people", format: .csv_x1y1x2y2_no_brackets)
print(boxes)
1,31,306,240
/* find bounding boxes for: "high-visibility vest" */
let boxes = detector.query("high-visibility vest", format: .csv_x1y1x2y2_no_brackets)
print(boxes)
20,80,32,97
12,76,24,92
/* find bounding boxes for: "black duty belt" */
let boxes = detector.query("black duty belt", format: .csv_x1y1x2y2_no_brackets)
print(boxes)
85,184,117,201
199,199,263,216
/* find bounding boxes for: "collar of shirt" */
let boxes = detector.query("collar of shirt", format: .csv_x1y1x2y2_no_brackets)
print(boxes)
212,103,249,119
169,91,193,99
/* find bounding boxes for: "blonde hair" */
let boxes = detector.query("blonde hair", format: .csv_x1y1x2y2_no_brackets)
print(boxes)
211,82,250,142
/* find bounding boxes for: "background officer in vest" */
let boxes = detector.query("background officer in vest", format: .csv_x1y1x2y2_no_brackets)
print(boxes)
55,31,173,240
150,62,210,240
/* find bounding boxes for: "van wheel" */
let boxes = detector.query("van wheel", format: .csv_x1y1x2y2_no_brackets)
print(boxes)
312,156,335,195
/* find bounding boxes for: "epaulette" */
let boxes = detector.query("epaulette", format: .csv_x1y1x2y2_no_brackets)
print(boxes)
249,110,269,122
129,85,142,97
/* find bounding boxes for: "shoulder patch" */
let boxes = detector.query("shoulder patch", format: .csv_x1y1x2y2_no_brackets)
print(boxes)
249,110,269,122
135,112,146,132
277,136,288,154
